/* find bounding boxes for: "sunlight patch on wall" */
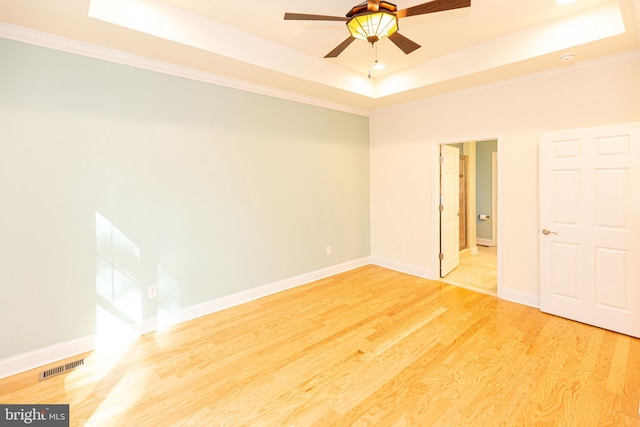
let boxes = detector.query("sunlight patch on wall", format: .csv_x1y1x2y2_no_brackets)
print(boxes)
156,264,182,329
95,212,143,351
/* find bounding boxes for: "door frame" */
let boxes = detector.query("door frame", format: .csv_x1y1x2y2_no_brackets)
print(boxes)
491,151,498,245
459,155,468,250
432,137,504,297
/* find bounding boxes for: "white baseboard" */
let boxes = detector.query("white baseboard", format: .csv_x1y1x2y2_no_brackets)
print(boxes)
370,257,435,280
370,257,542,310
0,335,95,380
0,257,370,380
138,256,372,334
476,238,495,247
498,288,540,308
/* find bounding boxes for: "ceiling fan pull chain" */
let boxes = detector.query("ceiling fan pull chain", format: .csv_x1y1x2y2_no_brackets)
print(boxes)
368,42,373,79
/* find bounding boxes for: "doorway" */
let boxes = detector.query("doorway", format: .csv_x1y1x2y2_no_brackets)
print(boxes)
436,139,500,296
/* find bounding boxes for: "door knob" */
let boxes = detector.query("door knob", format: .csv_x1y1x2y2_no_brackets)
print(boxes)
542,229,557,235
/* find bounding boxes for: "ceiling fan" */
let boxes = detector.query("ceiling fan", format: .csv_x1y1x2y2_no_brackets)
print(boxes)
284,0,471,58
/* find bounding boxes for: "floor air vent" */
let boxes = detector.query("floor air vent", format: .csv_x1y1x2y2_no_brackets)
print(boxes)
39,359,85,381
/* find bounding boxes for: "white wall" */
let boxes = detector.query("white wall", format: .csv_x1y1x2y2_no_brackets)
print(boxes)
0,37,370,362
370,52,640,305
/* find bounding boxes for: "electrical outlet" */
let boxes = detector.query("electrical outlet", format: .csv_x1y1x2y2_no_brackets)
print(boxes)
326,246,332,255
147,285,158,299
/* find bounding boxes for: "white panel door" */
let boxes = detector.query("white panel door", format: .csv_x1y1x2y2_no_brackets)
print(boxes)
539,122,640,338
440,145,460,277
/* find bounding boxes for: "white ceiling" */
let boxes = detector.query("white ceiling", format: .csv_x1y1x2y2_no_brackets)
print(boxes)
0,0,639,112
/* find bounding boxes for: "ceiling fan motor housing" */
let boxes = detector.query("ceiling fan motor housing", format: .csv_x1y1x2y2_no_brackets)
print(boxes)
346,10,399,43
346,1,398,17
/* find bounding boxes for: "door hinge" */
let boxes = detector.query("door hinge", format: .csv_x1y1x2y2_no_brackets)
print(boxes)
439,204,444,212
439,155,444,163
439,253,444,260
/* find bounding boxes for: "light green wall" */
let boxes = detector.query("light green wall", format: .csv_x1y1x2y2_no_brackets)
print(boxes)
0,38,370,359
475,140,497,240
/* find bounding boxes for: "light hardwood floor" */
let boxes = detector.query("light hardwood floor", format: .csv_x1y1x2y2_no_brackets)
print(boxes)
2,265,639,426
442,246,497,295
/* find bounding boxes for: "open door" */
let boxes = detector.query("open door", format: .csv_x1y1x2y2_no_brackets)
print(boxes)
539,122,640,338
440,144,460,277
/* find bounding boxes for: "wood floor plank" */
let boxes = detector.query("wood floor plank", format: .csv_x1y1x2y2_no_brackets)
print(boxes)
1,265,639,426
608,335,632,394
623,337,640,418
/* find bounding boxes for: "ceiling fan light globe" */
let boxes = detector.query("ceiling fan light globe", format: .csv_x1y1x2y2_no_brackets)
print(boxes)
373,61,386,70
347,11,399,42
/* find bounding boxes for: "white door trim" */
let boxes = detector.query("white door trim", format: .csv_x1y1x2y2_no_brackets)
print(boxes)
492,151,498,245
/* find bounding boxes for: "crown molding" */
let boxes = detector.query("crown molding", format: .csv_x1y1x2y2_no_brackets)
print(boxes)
370,48,640,116
0,22,369,117
1,20,638,119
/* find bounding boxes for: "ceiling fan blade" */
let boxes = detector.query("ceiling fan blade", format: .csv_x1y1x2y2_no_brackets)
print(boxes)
284,12,347,21
388,32,421,54
324,37,356,58
396,0,470,18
